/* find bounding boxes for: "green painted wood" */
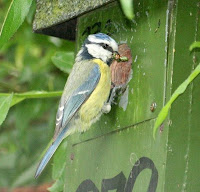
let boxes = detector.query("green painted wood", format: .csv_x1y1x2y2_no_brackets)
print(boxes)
66,119,167,191
164,0,200,191
64,1,169,191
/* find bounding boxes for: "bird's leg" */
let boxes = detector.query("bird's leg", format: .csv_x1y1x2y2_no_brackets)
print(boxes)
108,86,118,105
102,83,125,114
102,102,111,114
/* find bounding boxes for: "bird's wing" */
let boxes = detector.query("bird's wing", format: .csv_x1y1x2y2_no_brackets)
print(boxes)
53,62,101,139
35,63,101,178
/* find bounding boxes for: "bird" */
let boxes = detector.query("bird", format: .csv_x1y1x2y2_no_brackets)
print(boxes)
35,33,121,178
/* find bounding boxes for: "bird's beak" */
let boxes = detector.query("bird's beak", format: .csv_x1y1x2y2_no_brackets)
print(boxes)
112,51,128,62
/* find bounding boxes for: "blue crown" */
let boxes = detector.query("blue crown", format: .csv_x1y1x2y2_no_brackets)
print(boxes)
93,33,112,41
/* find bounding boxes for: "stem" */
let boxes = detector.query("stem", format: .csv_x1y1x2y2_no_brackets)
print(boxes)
0,91,63,99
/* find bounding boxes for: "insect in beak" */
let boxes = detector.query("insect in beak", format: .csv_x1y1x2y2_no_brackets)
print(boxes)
112,51,128,62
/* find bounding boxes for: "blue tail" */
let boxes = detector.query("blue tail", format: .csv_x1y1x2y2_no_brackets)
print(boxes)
35,125,69,178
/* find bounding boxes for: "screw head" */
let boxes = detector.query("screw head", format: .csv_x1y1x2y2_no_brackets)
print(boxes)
150,102,157,112
70,153,74,160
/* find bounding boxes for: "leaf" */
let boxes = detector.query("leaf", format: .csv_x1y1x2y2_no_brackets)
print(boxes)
189,41,200,51
52,51,74,74
0,93,13,126
26,0,36,24
11,96,25,106
153,63,200,138
119,0,134,20
0,0,33,49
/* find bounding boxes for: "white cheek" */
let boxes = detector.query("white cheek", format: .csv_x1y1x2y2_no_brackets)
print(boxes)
110,41,118,52
86,44,112,62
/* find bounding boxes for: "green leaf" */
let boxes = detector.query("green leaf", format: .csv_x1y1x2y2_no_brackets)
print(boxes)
0,93,13,126
0,0,33,49
26,0,36,24
189,41,200,51
52,51,74,74
11,96,25,106
153,63,200,138
119,0,134,20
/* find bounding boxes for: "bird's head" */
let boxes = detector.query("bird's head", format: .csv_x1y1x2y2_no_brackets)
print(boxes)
76,33,119,65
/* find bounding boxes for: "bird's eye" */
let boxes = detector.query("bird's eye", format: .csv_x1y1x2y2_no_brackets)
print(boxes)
103,44,109,49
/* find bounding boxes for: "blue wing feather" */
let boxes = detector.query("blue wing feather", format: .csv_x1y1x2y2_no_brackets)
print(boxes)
35,64,100,178
35,124,68,178
61,65,100,126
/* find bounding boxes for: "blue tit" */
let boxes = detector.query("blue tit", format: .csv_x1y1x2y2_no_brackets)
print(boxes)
35,33,120,178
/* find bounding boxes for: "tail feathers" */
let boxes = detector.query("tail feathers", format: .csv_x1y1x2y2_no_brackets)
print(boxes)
35,125,69,178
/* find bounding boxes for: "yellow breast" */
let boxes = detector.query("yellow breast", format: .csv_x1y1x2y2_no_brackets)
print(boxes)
79,59,111,131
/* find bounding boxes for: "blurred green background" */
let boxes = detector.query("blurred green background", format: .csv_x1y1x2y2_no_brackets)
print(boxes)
0,0,75,190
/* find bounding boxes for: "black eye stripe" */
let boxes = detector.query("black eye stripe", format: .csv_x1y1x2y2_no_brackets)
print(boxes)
86,40,114,52
106,46,113,52
99,43,113,52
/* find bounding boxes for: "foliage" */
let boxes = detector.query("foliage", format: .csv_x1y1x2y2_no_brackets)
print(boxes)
189,41,200,51
51,51,74,74
119,0,134,20
0,0,33,49
0,94,13,125
0,91,63,108
0,0,74,189
153,42,200,138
